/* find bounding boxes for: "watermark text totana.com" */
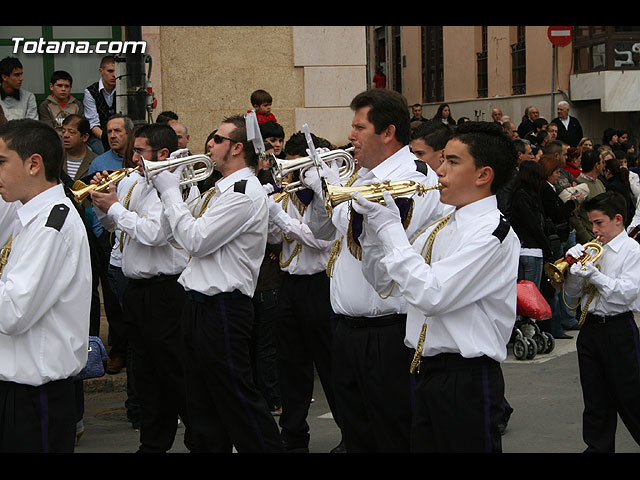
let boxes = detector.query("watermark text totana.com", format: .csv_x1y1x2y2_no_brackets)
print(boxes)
11,38,147,55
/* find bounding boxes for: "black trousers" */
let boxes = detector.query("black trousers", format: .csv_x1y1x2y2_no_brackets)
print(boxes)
0,377,76,453
577,311,640,452
181,290,284,453
410,353,505,453
123,274,193,453
277,272,340,450
331,314,413,452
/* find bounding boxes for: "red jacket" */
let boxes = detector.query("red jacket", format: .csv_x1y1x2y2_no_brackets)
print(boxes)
249,110,278,124
564,162,581,178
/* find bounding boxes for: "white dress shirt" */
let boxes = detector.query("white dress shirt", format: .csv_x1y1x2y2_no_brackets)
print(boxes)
0,196,18,246
267,194,333,275
564,230,640,316
307,145,449,317
0,184,91,386
95,171,194,280
361,195,520,362
160,167,268,297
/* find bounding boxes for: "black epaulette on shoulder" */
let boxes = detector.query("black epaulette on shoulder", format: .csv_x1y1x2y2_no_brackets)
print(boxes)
415,159,428,175
492,214,511,243
45,204,70,232
234,179,248,194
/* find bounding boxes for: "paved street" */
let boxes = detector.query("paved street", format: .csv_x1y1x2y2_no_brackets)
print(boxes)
75,325,640,454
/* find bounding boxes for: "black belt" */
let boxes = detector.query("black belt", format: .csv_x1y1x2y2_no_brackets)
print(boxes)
420,352,499,373
128,273,180,286
584,311,633,325
335,313,407,328
187,289,247,304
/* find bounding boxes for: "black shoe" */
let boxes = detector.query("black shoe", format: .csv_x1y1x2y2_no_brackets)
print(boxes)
330,441,346,453
565,324,580,331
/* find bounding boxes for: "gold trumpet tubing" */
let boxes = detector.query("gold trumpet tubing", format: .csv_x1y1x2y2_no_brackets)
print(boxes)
544,237,603,290
323,180,442,217
71,166,141,202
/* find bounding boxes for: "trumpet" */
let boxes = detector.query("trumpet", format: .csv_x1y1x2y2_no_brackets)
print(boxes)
270,147,356,194
544,237,604,290
141,152,215,187
322,179,442,217
70,166,141,202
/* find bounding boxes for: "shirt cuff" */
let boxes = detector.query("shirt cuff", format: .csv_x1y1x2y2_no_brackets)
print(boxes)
107,201,126,220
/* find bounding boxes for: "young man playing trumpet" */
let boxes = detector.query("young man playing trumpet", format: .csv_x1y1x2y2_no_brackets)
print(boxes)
563,191,640,453
90,123,197,453
151,114,283,453
352,121,520,452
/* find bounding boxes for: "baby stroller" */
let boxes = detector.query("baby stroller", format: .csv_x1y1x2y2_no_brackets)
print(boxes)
510,280,554,360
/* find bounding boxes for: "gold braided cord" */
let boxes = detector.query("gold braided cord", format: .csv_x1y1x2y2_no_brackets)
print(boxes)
0,235,12,276
578,282,599,327
409,213,452,374
279,242,302,268
326,235,343,278
119,181,139,253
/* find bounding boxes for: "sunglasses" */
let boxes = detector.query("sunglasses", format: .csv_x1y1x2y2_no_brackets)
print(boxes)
213,134,236,144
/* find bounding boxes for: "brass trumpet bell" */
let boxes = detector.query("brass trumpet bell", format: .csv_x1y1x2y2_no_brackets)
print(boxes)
270,147,356,194
141,153,215,187
70,166,141,202
544,239,604,290
322,179,442,217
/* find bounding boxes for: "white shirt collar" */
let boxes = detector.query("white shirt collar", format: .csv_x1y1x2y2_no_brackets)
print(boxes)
604,229,628,253
16,184,66,227
451,195,498,224
215,167,254,193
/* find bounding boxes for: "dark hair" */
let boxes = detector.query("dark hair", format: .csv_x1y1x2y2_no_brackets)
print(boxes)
134,123,178,155
222,114,257,168
62,114,90,137
533,117,548,129
156,111,179,124
581,149,601,172
604,156,631,190
513,139,528,156
543,140,565,156
602,127,618,145
250,89,273,107
259,121,284,140
0,57,22,78
0,119,63,182
410,120,452,150
583,190,627,221
49,70,73,86
513,160,544,194
433,103,456,126
567,146,581,162
284,131,332,157
99,55,116,68
350,88,411,145
448,121,517,193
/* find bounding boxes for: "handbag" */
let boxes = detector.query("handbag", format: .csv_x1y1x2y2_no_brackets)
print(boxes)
74,336,107,380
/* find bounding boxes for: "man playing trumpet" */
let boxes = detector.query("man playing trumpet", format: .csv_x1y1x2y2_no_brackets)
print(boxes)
562,191,640,453
303,88,448,452
90,123,197,453
351,121,520,453
151,114,283,453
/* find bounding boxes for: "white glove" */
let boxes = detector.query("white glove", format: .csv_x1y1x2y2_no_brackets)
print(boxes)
263,183,275,195
151,164,185,196
350,190,401,236
569,260,598,279
566,243,585,260
169,148,190,159
302,157,341,197
266,195,283,219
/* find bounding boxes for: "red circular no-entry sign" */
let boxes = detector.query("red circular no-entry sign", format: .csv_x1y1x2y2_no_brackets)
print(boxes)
548,26,573,47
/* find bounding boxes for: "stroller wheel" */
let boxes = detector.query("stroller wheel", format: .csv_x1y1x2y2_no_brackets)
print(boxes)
513,338,528,360
542,332,555,353
532,333,547,355
525,337,537,360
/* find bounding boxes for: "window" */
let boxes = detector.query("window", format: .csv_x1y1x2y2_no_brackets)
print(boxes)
477,26,488,98
511,26,526,95
574,26,640,72
0,26,122,103
421,26,443,103
391,26,402,93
